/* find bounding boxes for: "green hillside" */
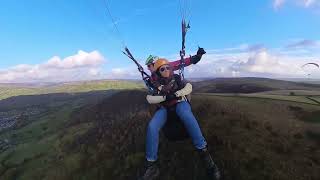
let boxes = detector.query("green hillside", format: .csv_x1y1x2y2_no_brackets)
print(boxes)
0,80,144,100
0,90,319,180
193,77,320,93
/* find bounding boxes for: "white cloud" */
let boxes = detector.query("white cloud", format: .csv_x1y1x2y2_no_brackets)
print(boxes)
286,39,320,49
88,68,101,76
273,0,320,9
274,0,286,9
101,43,320,79
10,64,34,73
232,50,303,76
43,50,104,69
2,43,320,83
206,43,265,54
110,68,129,77
105,67,141,79
303,0,318,7
0,50,106,83
182,44,319,79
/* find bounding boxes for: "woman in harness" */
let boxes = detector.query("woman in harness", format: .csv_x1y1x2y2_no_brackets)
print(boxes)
145,47,206,91
140,58,221,180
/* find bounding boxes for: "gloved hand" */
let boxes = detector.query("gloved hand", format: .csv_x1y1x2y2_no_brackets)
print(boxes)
152,81,161,90
166,93,177,101
197,47,206,57
192,47,206,64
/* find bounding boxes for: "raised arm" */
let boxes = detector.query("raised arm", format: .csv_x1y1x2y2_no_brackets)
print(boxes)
169,47,206,71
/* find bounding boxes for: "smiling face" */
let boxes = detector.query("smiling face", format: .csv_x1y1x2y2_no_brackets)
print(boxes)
159,64,171,78
147,63,155,73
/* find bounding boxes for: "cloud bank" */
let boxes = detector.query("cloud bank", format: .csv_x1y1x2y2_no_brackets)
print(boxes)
0,50,105,83
273,0,320,9
1,40,320,83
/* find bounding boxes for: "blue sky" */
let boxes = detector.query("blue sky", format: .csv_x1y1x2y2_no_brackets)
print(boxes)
0,0,319,82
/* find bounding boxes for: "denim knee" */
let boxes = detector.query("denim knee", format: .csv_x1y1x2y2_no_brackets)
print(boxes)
147,122,156,135
176,101,191,116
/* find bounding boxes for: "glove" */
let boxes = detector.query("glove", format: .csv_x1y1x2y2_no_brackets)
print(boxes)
152,81,161,89
166,93,177,101
196,47,206,57
192,47,206,64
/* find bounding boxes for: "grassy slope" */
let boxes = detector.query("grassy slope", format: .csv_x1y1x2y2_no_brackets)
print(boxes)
1,76,320,179
309,96,320,104
0,92,107,179
193,77,320,93
0,80,144,100
254,90,320,96
1,90,319,180
197,92,320,105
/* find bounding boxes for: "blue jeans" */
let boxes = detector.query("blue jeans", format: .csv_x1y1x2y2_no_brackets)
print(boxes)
146,101,207,161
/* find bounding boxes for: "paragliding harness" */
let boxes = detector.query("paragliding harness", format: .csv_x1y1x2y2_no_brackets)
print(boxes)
123,47,156,94
107,0,192,141
124,19,191,142
122,46,192,147
160,75,190,142
159,20,191,142
123,47,189,141
163,105,189,141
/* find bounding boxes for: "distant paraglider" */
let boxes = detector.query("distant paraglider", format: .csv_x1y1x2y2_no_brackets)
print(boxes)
301,63,319,68
301,62,319,78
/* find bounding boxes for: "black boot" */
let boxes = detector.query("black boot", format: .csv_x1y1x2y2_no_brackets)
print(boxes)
139,160,160,180
199,148,221,180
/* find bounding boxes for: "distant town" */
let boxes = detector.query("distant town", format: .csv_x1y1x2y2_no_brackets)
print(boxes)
0,108,44,132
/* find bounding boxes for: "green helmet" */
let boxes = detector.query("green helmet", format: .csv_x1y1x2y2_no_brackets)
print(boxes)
145,55,158,65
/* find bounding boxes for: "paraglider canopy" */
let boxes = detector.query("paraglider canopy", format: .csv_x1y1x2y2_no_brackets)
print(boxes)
301,63,319,68
301,62,319,78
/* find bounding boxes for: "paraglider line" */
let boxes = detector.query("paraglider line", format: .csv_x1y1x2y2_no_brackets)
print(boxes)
103,0,126,47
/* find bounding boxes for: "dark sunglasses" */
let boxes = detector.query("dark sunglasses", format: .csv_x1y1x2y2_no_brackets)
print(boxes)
159,66,171,72
147,63,154,68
